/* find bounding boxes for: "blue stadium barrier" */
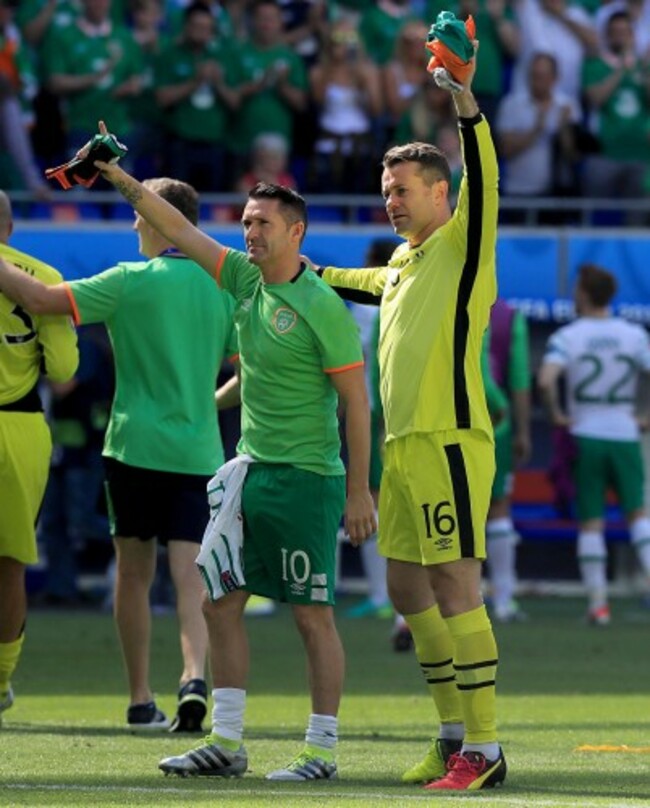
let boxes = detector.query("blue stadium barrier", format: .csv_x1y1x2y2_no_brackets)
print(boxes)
9,226,650,322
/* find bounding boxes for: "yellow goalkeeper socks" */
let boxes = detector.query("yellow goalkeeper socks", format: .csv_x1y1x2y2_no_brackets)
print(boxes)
0,634,24,694
404,604,462,724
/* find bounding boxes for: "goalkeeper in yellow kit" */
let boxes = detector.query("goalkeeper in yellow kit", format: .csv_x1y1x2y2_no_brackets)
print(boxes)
0,191,78,723
317,40,505,791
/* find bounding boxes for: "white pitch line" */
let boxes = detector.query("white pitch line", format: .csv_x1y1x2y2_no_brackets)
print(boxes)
3,783,649,808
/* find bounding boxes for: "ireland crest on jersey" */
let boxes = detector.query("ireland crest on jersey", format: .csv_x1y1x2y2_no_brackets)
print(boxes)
272,307,298,334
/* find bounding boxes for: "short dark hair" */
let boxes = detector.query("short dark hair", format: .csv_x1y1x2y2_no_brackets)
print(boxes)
578,263,617,307
184,0,212,22
607,10,631,28
382,142,451,187
250,0,280,16
248,182,308,239
143,177,199,225
530,52,558,76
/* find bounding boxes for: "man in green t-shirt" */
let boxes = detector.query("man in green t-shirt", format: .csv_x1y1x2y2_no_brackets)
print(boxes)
43,0,144,154
154,2,241,191
0,178,238,736
95,146,376,781
230,0,307,159
581,10,650,209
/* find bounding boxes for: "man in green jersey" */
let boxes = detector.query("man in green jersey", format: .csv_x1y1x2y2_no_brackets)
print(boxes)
43,0,143,155
0,191,78,727
313,44,506,791
0,179,237,734
91,142,376,780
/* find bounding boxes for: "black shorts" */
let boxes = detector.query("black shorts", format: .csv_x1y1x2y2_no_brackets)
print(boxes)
103,457,210,544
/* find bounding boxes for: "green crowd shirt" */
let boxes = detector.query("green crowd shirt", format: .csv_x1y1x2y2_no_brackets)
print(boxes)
43,22,143,134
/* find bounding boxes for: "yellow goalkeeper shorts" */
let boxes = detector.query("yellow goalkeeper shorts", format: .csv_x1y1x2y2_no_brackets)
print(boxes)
378,429,494,565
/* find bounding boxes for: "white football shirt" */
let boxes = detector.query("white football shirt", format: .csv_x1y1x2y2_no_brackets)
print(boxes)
543,317,650,440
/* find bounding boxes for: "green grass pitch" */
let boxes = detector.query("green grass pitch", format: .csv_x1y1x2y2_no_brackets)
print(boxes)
2,596,650,807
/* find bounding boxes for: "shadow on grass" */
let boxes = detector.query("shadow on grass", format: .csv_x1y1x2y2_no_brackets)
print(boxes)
6,768,650,802
4,723,431,744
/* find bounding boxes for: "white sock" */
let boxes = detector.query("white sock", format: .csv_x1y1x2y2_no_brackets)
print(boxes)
486,517,517,612
577,531,607,609
439,721,464,741
360,536,388,606
394,613,407,630
630,517,650,575
212,687,246,743
462,741,500,761
305,713,338,751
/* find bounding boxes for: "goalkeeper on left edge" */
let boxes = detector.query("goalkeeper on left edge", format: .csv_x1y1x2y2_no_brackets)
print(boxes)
0,191,79,725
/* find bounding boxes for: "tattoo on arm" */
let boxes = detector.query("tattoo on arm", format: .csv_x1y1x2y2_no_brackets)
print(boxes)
114,179,143,206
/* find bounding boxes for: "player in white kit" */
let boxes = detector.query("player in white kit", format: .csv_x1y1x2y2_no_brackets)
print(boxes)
539,264,650,624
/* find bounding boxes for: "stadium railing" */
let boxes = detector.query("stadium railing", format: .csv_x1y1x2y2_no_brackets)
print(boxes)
7,191,650,227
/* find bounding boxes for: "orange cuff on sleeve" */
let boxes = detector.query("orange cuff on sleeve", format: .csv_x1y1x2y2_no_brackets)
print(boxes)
324,360,364,375
215,248,228,286
62,283,81,325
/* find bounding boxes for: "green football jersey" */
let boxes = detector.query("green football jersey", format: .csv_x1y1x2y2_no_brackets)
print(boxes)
218,250,364,475
230,43,307,152
582,57,650,161
42,22,143,134
68,255,237,474
154,39,240,143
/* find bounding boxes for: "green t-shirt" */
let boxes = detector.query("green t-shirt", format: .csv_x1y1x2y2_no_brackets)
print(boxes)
507,311,530,392
15,0,80,34
232,43,308,152
360,7,420,66
219,251,364,475
582,57,650,161
154,40,240,142
43,22,143,134
68,255,237,474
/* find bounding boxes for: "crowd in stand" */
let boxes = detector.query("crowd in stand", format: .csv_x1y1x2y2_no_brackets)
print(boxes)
0,0,649,204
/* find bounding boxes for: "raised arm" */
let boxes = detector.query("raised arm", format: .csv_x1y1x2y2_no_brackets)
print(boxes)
99,163,223,277
447,44,499,260
92,123,224,278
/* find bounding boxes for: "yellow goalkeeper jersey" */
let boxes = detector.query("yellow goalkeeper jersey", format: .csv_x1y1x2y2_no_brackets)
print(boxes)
0,243,78,406
323,115,498,443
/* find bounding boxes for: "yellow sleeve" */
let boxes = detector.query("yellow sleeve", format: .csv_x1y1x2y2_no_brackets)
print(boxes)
36,313,79,382
448,116,499,265
0,243,79,383
322,266,388,299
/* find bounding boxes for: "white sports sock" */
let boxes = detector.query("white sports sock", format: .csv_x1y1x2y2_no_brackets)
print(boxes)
439,721,464,741
305,713,338,751
486,518,516,612
630,517,650,575
360,536,388,607
577,531,607,609
212,687,246,743
462,741,500,761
